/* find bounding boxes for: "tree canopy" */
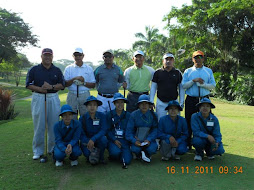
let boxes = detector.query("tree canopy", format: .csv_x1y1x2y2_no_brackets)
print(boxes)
0,8,38,63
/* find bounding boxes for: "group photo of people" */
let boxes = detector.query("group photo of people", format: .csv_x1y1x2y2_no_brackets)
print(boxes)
26,47,225,168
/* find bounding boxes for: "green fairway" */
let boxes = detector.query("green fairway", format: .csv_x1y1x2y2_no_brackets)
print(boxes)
0,89,253,190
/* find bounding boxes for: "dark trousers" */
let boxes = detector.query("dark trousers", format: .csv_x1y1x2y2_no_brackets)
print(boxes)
185,95,209,148
185,96,200,148
126,92,148,113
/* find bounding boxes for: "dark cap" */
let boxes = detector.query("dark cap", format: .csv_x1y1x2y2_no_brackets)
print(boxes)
42,48,53,55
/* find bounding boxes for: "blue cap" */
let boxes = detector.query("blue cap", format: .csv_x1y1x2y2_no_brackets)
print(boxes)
59,104,76,116
84,96,102,106
112,93,128,103
137,94,153,105
165,100,182,111
133,50,145,57
196,98,215,108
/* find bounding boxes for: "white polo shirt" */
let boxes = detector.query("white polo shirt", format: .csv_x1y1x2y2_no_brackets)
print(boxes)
64,62,96,92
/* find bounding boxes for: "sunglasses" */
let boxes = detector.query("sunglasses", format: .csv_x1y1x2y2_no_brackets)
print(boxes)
74,53,83,57
103,55,113,59
194,55,204,59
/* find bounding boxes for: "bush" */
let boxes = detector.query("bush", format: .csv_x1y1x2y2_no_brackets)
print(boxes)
0,88,19,120
233,75,254,106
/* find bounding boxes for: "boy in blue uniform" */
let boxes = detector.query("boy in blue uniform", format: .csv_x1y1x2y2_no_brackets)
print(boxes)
107,93,132,168
53,104,82,167
158,100,188,161
191,98,225,161
79,96,108,165
126,94,158,163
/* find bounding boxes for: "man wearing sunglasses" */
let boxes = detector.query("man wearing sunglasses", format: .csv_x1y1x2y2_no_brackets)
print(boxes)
94,50,124,112
64,48,96,119
182,50,216,150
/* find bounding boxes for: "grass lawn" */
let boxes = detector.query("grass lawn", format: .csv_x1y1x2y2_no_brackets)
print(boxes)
0,89,253,190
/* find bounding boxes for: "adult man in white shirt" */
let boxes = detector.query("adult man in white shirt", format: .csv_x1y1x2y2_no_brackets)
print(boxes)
64,48,96,118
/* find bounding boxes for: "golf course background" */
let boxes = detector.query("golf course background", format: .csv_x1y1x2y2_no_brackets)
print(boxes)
0,82,253,190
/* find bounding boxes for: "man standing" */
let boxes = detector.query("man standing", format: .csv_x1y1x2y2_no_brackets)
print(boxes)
26,48,65,160
94,50,124,112
123,50,154,113
64,48,96,118
150,53,185,120
182,50,216,149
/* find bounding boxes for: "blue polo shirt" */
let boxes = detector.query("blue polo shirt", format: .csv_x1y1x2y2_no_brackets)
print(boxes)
26,63,65,93
94,63,124,94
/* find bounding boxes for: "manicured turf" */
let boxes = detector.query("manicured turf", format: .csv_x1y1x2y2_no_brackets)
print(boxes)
0,89,253,190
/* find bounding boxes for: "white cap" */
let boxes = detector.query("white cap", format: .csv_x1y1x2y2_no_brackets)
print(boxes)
163,53,174,59
103,49,113,55
133,50,144,57
74,48,83,54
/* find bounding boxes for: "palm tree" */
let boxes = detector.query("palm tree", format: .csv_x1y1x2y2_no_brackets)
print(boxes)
133,26,160,64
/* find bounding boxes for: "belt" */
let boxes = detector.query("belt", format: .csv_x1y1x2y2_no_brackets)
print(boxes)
187,95,209,100
98,93,114,98
129,91,149,95
69,90,89,95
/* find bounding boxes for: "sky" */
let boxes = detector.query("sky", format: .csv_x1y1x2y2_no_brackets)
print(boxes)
1,0,192,65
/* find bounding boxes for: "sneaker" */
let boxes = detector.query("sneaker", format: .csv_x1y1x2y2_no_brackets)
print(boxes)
207,155,215,160
33,155,41,160
141,151,151,163
161,157,169,161
55,161,63,167
71,160,78,166
173,155,181,160
194,155,202,161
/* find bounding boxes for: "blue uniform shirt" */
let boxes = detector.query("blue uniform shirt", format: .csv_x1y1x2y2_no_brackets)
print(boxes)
191,112,222,143
126,109,158,144
54,120,82,152
79,111,108,143
182,65,216,97
106,109,130,141
26,63,65,93
158,115,188,144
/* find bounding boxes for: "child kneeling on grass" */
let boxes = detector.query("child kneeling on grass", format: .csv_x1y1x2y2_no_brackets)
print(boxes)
107,93,132,168
53,104,82,167
191,98,225,161
158,100,188,161
126,94,158,163
79,96,108,165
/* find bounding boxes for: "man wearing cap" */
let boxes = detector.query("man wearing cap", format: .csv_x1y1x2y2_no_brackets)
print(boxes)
64,48,96,119
126,94,158,163
158,100,188,161
182,50,216,150
150,52,185,120
53,104,82,167
123,50,155,113
191,98,225,161
26,48,65,160
94,50,124,112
